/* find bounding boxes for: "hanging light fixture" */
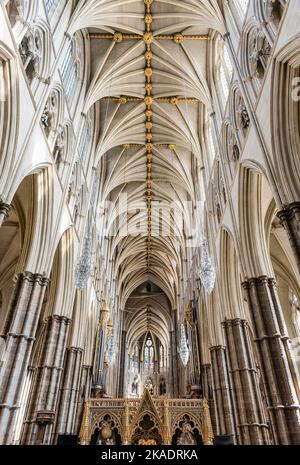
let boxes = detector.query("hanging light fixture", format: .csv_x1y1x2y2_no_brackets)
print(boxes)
199,238,216,294
107,330,115,367
179,324,189,366
74,233,92,289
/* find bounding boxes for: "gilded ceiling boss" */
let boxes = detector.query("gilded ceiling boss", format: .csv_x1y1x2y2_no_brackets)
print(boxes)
0,0,299,448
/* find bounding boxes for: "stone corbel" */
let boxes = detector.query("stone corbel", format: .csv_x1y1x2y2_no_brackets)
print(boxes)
0,201,11,226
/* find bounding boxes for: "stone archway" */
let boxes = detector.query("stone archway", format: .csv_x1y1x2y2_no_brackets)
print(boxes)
129,388,164,445
131,413,163,445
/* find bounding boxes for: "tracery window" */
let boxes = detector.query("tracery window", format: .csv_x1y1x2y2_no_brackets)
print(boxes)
44,0,55,11
216,39,233,102
60,38,81,102
159,344,164,370
78,117,92,163
133,345,139,372
144,336,154,372
206,118,217,167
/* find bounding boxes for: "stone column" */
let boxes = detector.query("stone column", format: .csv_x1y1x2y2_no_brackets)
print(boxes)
92,306,110,394
54,347,83,442
118,330,127,398
21,315,71,444
202,364,217,435
186,309,201,387
170,330,178,398
0,272,49,445
210,345,237,442
74,365,92,435
0,201,11,226
222,318,271,444
277,202,300,273
242,277,300,444
170,310,179,398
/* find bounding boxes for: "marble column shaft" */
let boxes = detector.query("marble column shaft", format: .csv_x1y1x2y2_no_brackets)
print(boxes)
118,330,126,397
0,272,49,445
74,365,92,435
242,277,300,444
202,363,217,435
277,202,300,273
21,315,71,444
223,318,271,444
171,310,179,398
170,330,178,398
54,347,83,440
210,345,237,442
187,318,200,386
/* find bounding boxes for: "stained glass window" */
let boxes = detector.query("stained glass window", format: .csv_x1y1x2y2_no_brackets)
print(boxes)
144,336,154,371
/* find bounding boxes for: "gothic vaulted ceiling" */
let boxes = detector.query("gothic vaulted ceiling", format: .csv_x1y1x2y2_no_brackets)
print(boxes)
70,0,225,312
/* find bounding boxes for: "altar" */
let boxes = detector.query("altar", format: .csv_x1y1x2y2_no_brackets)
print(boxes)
79,388,214,445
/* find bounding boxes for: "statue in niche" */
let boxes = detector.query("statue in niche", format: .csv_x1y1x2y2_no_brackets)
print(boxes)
159,378,166,396
145,378,154,395
177,422,196,445
214,188,221,223
132,374,140,396
235,92,250,132
265,0,284,24
53,126,66,168
97,422,115,445
41,91,58,136
19,28,42,82
248,29,271,80
228,127,240,162
6,0,23,26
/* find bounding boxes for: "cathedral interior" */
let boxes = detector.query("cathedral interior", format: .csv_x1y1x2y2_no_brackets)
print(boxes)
0,0,300,446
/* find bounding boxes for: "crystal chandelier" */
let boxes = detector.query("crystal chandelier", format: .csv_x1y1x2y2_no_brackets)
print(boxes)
179,324,189,366
74,233,92,289
199,238,216,294
107,330,115,367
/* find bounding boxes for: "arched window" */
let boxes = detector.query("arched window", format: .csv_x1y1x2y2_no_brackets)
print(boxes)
78,115,92,163
206,116,217,167
133,345,139,372
159,344,164,369
44,0,55,12
213,36,233,114
144,336,154,372
60,37,82,102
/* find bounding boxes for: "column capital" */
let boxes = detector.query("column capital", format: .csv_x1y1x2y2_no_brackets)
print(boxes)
209,344,226,352
36,410,56,425
242,276,276,288
47,314,72,325
67,346,84,354
14,271,50,287
222,318,248,329
277,201,300,222
0,201,11,225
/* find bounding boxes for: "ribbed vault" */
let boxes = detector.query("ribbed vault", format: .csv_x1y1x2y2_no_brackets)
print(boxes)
73,0,224,323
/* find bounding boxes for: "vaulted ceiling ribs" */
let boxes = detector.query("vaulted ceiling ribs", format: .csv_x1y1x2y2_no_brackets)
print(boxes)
72,0,225,306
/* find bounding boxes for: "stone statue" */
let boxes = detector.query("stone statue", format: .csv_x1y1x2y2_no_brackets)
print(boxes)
132,374,140,395
177,422,196,445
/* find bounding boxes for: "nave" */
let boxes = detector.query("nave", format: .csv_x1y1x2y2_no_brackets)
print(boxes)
0,0,300,446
